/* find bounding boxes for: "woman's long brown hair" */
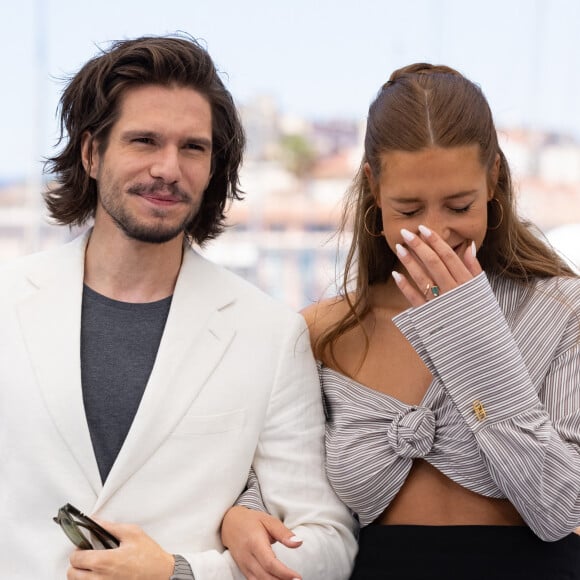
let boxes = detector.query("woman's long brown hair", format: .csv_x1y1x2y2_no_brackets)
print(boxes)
314,63,577,370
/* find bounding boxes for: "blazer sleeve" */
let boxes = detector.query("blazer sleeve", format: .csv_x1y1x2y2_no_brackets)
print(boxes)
184,314,357,580
393,272,580,541
249,314,357,578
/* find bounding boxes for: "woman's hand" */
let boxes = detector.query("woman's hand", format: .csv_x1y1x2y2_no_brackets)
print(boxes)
392,225,482,307
221,506,303,580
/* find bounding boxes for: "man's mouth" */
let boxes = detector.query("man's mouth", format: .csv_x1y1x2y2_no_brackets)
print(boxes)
128,183,187,205
140,192,182,205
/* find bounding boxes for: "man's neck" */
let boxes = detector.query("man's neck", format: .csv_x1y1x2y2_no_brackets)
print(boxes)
83,226,184,303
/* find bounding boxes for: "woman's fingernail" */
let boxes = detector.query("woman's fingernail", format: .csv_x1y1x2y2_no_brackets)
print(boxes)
290,536,303,543
395,243,408,257
392,271,403,284
400,228,415,242
418,224,432,237
471,240,477,257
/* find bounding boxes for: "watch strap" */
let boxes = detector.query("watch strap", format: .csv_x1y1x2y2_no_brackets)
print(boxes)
170,554,195,580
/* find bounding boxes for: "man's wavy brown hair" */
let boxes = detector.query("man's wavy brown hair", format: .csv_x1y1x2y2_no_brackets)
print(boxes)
44,33,245,245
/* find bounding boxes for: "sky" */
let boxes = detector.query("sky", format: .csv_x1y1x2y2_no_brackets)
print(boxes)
1,0,579,182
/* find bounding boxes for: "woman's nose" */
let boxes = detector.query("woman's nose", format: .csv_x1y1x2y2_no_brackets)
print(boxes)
422,212,450,242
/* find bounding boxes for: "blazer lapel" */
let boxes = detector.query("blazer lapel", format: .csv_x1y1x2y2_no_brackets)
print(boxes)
15,232,102,495
95,248,237,507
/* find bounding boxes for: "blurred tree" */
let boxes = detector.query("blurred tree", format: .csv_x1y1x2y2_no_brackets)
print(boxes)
279,134,317,178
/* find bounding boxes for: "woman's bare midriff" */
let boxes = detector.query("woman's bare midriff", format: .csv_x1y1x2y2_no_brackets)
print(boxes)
376,459,525,526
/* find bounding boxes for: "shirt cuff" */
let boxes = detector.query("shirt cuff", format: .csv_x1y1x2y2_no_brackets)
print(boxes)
393,272,539,431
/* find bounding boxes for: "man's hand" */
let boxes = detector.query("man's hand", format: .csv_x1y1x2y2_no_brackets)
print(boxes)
67,520,175,579
221,506,302,580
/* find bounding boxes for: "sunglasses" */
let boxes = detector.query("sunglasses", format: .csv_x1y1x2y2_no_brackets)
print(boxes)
53,503,120,550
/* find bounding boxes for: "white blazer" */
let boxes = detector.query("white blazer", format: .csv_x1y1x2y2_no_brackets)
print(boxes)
0,232,356,579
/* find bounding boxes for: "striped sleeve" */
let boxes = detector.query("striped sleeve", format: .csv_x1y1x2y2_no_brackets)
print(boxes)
235,467,267,512
393,273,580,541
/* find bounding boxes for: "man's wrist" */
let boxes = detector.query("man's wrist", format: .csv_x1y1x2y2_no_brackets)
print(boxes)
169,554,195,580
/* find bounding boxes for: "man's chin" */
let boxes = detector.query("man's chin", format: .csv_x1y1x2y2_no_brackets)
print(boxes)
119,224,186,245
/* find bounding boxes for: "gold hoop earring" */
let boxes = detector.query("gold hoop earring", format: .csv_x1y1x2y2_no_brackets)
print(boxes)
363,205,383,238
487,197,504,231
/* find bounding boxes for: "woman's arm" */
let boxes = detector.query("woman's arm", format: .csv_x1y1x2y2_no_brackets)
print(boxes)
221,505,302,580
394,273,580,540
222,470,302,580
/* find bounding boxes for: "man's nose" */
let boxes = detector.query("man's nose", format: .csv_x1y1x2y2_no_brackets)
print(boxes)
149,147,181,183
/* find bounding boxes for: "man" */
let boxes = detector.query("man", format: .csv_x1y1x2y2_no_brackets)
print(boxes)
0,34,356,579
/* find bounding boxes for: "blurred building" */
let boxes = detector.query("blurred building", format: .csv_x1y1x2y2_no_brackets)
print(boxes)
0,179,72,260
500,129,580,231
239,95,281,160
1,103,580,309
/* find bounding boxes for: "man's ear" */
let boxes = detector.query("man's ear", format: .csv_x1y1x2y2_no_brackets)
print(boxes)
488,153,500,200
363,162,381,207
81,132,99,179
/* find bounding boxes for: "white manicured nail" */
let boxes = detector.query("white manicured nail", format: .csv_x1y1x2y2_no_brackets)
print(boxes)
395,243,408,257
290,536,303,543
418,224,432,237
392,271,403,284
471,240,477,257
400,228,415,242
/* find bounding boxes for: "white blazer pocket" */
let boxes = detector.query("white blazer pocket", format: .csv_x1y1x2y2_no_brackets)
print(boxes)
173,408,245,437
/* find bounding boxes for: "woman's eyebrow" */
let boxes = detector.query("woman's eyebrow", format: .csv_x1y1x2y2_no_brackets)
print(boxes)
389,190,479,203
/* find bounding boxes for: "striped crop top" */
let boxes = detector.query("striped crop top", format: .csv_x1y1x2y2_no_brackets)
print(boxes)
322,273,580,541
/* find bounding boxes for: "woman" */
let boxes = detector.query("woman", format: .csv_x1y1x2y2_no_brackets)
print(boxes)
222,63,580,579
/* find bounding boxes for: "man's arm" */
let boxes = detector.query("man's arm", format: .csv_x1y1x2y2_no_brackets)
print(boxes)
233,314,357,579
190,314,357,580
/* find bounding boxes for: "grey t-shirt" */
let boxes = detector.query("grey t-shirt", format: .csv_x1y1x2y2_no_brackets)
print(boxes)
80,285,172,483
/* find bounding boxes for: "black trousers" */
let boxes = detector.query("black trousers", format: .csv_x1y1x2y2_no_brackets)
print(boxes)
350,525,580,580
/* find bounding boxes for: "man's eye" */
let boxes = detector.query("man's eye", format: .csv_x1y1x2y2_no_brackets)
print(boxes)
186,143,206,151
134,137,154,145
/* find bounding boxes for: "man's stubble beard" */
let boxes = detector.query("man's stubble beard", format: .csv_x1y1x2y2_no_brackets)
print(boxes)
97,177,203,245
108,204,198,244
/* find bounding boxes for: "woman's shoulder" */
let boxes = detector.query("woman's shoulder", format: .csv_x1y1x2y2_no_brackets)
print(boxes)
301,295,354,343
535,274,580,295
491,273,580,302
491,275,580,341
532,275,579,307
535,275,580,315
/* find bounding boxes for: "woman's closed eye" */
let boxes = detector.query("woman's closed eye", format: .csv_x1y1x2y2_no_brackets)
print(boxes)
449,202,473,214
399,208,421,217
396,201,473,217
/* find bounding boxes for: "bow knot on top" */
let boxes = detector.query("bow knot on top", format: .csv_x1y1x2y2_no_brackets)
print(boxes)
386,406,436,458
